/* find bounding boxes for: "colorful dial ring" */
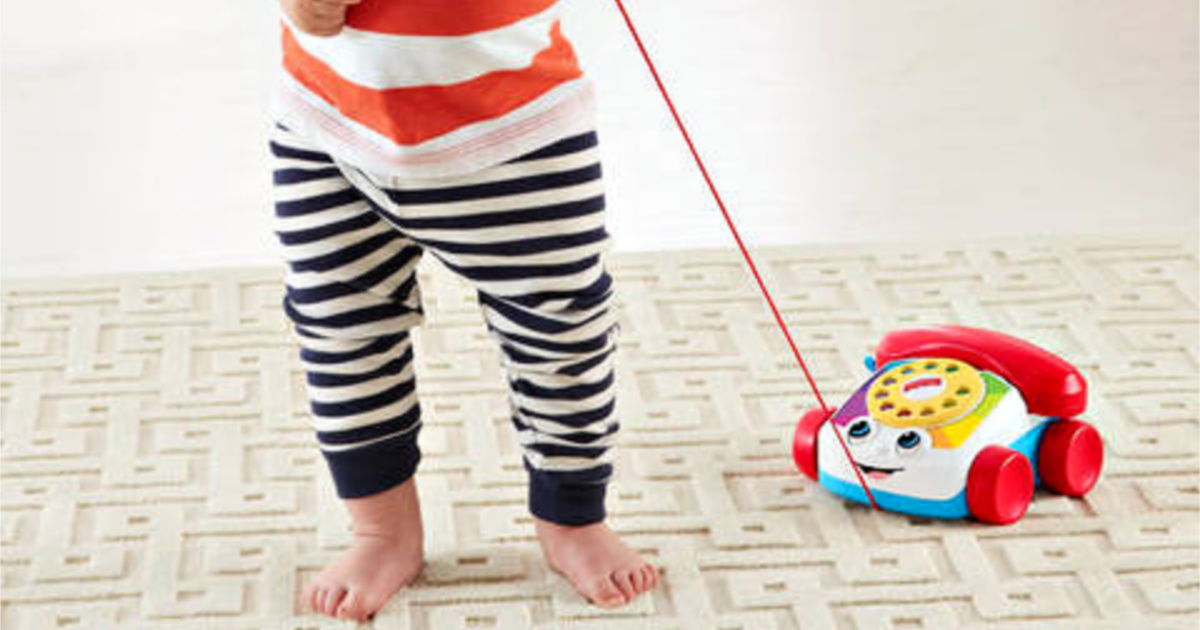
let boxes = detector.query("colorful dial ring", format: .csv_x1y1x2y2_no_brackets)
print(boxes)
867,359,985,428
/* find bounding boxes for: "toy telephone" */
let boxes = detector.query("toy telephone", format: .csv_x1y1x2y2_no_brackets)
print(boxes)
606,0,1103,526
793,325,1103,524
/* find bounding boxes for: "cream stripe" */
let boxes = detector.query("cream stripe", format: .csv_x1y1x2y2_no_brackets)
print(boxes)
307,368,417,405
520,450,615,472
300,339,413,375
291,291,395,320
395,210,607,244
277,222,395,263
483,302,615,345
318,422,423,452
371,177,605,219
282,239,418,289
272,178,358,205
430,238,610,270
517,427,618,448
308,394,419,434
295,311,424,342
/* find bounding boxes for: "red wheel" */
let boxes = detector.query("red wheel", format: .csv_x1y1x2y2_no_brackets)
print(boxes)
1038,419,1103,497
967,446,1034,525
793,407,830,481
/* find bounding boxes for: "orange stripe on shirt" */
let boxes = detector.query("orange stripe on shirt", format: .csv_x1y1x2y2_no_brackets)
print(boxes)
281,21,582,147
344,0,559,36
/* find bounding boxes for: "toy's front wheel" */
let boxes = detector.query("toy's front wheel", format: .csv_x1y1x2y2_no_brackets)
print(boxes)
793,407,829,481
967,446,1034,525
1038,419,1103,497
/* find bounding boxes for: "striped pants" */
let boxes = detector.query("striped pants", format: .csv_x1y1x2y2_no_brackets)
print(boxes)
269,124,619,526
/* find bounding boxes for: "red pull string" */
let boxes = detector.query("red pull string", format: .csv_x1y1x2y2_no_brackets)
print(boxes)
612,0,879,511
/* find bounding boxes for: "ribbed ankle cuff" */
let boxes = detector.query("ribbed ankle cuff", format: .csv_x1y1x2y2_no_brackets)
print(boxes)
526,461,611,526
320,433,421,499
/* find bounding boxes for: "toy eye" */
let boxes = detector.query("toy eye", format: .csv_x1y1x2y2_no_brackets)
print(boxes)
847,418,875,444
896,430,923,452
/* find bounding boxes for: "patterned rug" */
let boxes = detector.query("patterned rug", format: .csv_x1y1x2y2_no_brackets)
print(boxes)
2,235,1198,629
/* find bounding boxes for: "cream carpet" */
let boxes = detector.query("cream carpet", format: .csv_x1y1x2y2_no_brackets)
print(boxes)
2,235,1198,629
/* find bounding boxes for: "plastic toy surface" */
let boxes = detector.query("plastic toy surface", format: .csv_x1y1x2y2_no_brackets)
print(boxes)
793,325,1103,524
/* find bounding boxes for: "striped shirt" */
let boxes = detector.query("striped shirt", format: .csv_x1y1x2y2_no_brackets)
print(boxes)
271,0,595,178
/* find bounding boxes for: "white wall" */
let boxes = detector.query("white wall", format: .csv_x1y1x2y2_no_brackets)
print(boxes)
2,0,1196,278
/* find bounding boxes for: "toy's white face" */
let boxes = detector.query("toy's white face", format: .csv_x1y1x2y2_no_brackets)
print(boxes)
819,380,1035,501
820,416,963,499
841,415,931,482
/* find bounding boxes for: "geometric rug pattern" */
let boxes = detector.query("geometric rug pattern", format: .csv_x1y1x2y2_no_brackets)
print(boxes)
2,235,1197,629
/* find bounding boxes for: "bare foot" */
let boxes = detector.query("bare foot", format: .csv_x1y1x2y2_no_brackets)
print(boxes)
303,478,424,623
535,518,659,608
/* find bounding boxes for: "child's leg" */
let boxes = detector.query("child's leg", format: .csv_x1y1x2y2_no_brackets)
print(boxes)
338,131,658,606
270,124,426,622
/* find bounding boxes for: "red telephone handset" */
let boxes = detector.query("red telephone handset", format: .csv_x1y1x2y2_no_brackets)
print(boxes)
874,325,1087,418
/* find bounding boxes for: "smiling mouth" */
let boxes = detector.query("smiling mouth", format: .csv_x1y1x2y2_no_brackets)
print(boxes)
857,462,904,480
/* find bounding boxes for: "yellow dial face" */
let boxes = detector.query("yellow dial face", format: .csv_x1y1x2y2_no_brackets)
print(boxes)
867,359,985,428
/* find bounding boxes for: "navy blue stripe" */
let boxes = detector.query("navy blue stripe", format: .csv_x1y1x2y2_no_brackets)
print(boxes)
275,187,364,218
526,442,610,459
500,274,613,310
512,370,614,401
557,351,610,377
317,405,421,446
289,231,400,273
497,345,555,364
418,227,608,257
307,347,414,388
527,423,618,446
300,333,408,365
276,210,380,246
372,194,605,231
490,326,611,355
286,297,419,332
517,399,616,430
479,290,610,335
274,166,342,185
526,460,612,483
508,132,598,163
441,253,600,283
382,163,600,206
310,378,417,418
285,246,421,305
270,140,334,164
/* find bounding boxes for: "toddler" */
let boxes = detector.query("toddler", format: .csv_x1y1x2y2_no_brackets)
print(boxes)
269,0,657,622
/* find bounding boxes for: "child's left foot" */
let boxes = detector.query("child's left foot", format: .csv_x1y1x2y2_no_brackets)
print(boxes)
534,518,659,607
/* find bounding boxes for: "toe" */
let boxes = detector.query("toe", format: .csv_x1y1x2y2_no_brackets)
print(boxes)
612,570,636,601
359,593,386,622
588,576,626,608
643,564,662,590
322,585,347,616
630,567,646,593
336,589,362,622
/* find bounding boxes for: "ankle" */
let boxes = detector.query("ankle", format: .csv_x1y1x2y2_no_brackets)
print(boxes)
534,516,606,538
342,478,422,535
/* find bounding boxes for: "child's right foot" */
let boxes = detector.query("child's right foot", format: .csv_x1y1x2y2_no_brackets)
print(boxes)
303,478,425,623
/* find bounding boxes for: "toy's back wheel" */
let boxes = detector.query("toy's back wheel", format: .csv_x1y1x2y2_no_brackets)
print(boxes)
793,407,829,481
1038,419,1103,497
967,446,1034,525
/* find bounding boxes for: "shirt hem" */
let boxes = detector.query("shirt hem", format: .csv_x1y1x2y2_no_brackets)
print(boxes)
270,76,597,180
